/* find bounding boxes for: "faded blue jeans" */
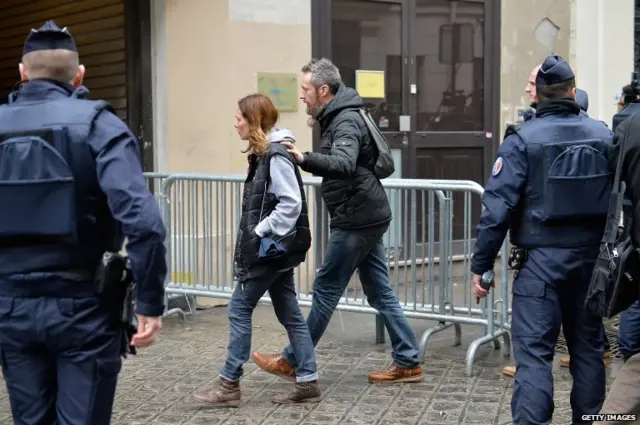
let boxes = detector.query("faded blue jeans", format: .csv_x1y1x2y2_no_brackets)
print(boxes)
282,226,420,368
221,269,318,383
618,300,640,361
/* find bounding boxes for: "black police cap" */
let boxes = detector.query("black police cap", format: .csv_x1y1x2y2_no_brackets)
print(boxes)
535,55,575,86
23,20,77,56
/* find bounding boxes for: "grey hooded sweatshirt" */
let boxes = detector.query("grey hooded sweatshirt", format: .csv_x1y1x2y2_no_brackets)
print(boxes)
254,127,303,238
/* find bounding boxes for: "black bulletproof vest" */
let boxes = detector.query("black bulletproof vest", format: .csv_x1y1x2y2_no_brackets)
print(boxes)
0,94,119,275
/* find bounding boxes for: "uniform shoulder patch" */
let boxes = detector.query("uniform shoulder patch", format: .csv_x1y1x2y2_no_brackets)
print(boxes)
492,157,503,176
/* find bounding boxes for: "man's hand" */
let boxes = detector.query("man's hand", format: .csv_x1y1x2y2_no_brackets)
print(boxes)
281,141,304,164
473,273,494,300
131,315,162,348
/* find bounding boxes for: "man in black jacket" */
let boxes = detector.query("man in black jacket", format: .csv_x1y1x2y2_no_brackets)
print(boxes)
594,105,640,423
252,58,423,383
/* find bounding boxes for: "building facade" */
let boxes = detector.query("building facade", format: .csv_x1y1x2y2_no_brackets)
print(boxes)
0,0,635,178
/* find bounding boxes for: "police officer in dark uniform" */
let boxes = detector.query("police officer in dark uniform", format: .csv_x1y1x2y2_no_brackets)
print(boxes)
472,56,613,424
0,21,167,424
609,81,640,365
613,80,640,131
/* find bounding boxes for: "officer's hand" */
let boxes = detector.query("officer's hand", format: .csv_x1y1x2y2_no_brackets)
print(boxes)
473,273,492,299
281,141,304,164
131,315,162,348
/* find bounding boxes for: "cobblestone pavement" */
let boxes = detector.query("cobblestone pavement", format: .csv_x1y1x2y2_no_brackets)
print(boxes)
0,303,620,425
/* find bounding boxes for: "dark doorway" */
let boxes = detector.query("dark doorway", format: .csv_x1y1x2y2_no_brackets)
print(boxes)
313,0,500,253
0,0,154,171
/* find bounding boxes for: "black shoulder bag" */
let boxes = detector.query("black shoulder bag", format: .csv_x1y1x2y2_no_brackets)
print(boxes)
585,115,640,318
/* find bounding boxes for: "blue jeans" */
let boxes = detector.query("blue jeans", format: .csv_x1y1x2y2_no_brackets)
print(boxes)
221,269,318,383
283,227,420,368
618,300,640,360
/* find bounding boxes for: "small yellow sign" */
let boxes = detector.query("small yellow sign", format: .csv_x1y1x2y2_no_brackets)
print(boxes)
355,70,385,99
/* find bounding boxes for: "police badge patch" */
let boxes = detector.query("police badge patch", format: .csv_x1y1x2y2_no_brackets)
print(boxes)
492,157,503,176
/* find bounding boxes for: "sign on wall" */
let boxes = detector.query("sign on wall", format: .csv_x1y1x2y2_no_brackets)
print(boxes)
355,70,385,99
257,72,299,112
229,0,311,26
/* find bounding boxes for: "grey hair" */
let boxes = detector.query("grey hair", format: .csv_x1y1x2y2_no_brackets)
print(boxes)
301,58,342,95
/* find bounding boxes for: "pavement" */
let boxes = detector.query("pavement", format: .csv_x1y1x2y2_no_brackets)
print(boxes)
0,300,623,425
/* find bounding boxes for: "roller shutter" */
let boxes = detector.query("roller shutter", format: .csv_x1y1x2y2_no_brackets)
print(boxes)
0,0,128,121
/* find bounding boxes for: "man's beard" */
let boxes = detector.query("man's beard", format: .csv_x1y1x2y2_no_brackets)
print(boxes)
306,103,324,127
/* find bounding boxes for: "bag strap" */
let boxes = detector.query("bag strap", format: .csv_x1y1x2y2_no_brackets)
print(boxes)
603,113,635,243
358,108,380,140
612,115,631,194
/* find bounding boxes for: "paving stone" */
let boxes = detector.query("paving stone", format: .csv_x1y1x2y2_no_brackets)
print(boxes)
0,305,620,424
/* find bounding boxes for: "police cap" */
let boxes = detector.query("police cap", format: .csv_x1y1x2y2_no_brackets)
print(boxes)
575,88,589,111
23,20,77,56
535,55,575,86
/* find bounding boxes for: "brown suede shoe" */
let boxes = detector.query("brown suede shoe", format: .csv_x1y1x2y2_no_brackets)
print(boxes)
502,365,516,377
251,352,296,382
368,364,424,383
559,350,612,368
273,381,322,404
192,377,241,407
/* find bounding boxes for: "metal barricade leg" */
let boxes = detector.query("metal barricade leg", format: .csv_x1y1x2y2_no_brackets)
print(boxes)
163,292,188,322
418,320,462,364
465,289,509,376
418,194,463,361
160,178,188,322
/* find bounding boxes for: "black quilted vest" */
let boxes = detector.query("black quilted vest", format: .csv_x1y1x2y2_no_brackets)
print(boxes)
233,142,311,282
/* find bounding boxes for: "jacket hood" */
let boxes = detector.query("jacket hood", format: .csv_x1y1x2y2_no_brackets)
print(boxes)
268,127,296,144
318,84,365,122
576,88,589,112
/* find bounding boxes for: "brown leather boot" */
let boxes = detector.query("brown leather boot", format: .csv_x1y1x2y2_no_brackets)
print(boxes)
560,350,612,368
368,364,424,383
273,381,322,404
251,352,296,381
192,377,241,407
502,365,516,377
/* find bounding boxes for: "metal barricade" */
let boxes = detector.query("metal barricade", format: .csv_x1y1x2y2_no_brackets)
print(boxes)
159,173,510,376
143,172,189,321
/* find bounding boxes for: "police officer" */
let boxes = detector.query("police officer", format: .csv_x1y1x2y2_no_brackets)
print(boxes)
610,83,640,365
613,82,640,130
473,56,612,424
501,74,612,379
0,21,167,424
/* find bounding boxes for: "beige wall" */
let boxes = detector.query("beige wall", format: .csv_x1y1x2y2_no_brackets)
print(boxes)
163,0,312,174
499,0,572,134
160,0,316,293
571,0,635,125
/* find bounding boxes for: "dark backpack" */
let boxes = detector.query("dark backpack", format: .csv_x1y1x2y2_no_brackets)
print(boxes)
358,108,395,179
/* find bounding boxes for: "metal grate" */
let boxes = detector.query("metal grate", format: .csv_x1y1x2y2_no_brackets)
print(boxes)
555,318,624,359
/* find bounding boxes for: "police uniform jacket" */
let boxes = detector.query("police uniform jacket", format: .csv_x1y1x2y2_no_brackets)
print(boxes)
471,98,614,275
0,79,167,317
